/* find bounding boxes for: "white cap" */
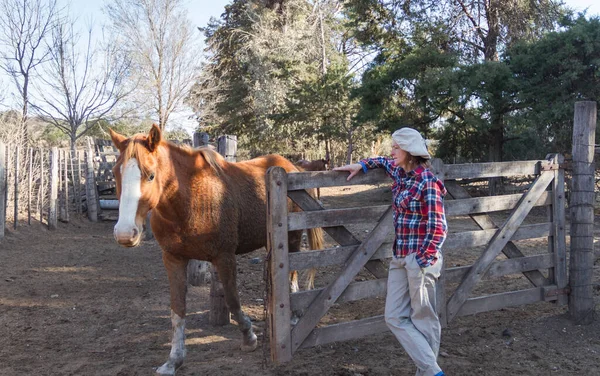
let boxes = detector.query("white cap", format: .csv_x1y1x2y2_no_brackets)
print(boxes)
391,127,431,159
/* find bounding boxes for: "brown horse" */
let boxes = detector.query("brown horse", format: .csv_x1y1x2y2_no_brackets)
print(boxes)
110,125,323,375
295,158,329,200
296,158,330,171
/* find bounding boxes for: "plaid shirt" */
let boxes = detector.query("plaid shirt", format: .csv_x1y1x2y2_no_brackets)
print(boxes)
359,157,447,267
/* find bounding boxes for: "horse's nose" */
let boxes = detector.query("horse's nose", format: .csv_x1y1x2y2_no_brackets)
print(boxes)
113,226,141,247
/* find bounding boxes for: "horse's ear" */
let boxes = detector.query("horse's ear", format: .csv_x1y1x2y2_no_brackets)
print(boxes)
148,124,162,152
109,128,128,151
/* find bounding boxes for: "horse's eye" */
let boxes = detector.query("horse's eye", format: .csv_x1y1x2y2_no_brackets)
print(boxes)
148,173,155,182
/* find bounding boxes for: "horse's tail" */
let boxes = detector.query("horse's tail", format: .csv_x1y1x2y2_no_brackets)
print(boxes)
304,226,324,290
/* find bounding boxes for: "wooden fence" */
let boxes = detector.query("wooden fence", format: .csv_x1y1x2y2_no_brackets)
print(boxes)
0,143,92,236
266,155,568,363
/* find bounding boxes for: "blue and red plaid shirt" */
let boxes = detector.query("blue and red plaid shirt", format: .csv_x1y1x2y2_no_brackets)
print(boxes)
359,157,447,267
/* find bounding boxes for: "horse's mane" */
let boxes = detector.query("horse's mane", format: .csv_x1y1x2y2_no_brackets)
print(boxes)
120,135,225,176
195,147,224,175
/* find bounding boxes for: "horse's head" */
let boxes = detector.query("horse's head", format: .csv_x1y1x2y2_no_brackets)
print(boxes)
110,124,163,247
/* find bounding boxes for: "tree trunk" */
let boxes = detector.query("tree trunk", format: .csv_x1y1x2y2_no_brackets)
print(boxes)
346,129,353,164
488,116,504,195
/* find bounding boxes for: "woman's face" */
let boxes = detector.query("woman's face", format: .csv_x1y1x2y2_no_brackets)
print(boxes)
391,141,409,168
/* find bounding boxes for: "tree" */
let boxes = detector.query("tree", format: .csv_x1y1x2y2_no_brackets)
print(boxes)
345,0,565,162
191,0,370,160
507,15,600,155
30,20,133,150
0,0,60,145
105,0,201,130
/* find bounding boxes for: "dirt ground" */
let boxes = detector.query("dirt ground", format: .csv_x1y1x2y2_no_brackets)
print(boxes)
1,184,600,376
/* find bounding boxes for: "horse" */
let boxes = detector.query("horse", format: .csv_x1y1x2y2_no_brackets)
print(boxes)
109,125,323,375
296,158,329,171
295,158,330,200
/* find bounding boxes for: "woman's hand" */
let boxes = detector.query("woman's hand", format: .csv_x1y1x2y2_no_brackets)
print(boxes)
333,163,363,181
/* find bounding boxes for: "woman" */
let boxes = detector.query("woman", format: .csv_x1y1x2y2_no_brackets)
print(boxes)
334,127,447,376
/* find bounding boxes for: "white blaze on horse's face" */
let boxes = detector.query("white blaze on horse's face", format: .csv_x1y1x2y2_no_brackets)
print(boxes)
114,158,144,247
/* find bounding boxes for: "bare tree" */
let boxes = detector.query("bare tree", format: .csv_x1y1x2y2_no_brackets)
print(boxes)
105,0,201,131
30,19,133,150
0,0,59,145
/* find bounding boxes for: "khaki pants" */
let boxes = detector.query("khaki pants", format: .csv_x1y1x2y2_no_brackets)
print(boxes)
385,253,443,376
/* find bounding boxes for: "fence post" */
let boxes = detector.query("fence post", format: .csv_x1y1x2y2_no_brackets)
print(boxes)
76,151,82,214
0,143,6,238
266,166,292,363
63,149,69,222
39,147,44,223
48,148,58,230
85,139,98,222
13,146,19,229
58,150,66,222
218,135,237,162
193,131,209,147
27,148,32,225
569,101,596,324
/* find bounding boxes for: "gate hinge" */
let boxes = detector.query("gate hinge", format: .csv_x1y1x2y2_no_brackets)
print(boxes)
543,286,570,301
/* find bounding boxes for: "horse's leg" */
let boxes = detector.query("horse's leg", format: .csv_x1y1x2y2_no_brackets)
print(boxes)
288,229,305,325
214,254,257,352
156,252,188,376
288,229,303,294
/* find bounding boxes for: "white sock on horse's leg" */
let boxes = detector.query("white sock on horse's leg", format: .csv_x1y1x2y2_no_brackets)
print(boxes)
232,310,258,352
156,310,186,376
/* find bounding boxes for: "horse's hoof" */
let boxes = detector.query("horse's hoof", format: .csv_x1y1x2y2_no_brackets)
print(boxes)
241,332,258,352
156,360,182,376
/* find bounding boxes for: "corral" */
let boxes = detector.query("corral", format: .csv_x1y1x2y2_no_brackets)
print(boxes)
1,183,600,375
0,104,599,375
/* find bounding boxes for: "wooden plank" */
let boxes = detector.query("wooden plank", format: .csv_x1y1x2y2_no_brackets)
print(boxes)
290,207,394,352
0,143,5,238
39,148,44,223
266,167,292,363
287,189,389,279
445,170,555,321
288,169,388,190
445,180,549,287
445,191,551,217
444,223,550,251
288,205,389,230
444,254,554,284
27,148,32,225
69,150,77,215
76,151,82,214
289,241,395,270
291,278,387,312
456,287,558,317
287,221,549,270
298,315,388,349
433,148,447,327
13,146,19,229
63,149,69,222
48,148,58,230
550,154,568,305
444,160,544,180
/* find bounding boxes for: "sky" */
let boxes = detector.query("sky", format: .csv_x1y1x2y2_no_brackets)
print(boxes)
2,0,599,135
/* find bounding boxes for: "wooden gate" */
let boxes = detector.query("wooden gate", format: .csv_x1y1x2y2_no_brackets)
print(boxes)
266,155,568,363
